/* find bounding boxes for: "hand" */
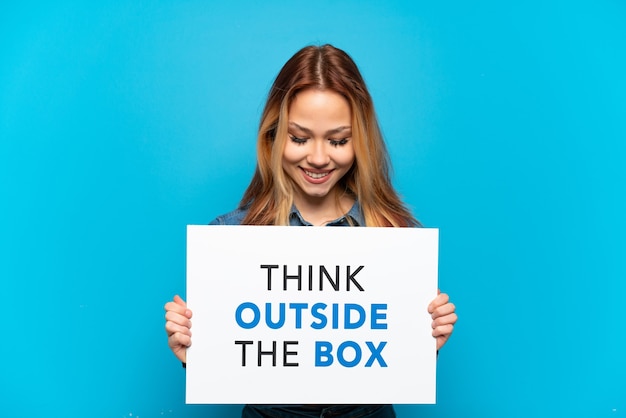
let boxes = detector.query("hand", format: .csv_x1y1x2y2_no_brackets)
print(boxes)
428,291,457,351
164,295,193,363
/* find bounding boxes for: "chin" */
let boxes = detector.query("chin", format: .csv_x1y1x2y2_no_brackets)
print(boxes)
301,187,332,199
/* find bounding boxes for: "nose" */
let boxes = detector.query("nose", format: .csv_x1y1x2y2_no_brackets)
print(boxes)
306,140,330,167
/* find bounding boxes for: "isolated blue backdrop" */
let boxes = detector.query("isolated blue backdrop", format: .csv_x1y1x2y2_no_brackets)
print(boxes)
1,1,624,417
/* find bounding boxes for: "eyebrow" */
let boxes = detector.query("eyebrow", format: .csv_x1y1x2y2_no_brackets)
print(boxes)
288,122,352,137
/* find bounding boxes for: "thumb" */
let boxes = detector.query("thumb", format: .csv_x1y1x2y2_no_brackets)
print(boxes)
173,294,192,318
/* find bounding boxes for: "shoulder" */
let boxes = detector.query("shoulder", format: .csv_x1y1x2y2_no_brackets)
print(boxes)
345,200,365,226
209,206,249,225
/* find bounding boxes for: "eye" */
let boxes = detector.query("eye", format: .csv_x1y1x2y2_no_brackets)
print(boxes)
329,138,349,147
289,134,308,144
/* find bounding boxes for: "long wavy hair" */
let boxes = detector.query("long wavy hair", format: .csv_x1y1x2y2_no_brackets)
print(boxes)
240,44,418,227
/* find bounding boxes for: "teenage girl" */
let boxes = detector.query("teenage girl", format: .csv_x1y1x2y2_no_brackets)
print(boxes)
165,44,458,418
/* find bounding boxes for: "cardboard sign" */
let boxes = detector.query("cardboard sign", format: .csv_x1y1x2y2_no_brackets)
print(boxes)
186,225,438,404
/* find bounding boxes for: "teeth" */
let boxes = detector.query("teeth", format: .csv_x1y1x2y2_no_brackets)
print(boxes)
305,170,329,179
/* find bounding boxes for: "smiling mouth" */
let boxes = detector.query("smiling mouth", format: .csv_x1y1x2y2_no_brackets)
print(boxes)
303,169,331,179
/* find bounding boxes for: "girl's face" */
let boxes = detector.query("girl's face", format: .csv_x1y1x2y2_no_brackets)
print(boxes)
282,89,355,208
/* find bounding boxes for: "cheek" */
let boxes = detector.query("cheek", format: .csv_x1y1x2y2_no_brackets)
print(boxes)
335,147,356,168
281,143,302,166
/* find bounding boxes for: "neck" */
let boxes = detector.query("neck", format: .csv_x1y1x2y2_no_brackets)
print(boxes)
293,191,355,226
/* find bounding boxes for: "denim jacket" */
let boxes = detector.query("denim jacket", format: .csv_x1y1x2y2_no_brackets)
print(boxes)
209,201,365,227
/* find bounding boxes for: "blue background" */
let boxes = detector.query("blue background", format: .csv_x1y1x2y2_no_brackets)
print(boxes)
1,1,625,417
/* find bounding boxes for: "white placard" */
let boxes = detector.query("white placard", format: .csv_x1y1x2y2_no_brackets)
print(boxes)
186,225,438,404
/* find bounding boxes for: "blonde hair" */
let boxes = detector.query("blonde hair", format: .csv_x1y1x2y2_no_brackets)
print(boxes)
240,44,418,227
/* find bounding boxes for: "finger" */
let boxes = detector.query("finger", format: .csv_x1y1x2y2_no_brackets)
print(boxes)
165,298,193,319
436,334,450,351
428,293,450,313
164,300,186,315
168,331,192,349
432,312,458,329
173,295,186,307
174,295,193,318
432,323,454,338
165,320,192,338
165,310,192,329
431,302,456,319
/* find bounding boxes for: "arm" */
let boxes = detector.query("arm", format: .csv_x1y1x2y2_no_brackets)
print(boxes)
428,291,457,351
164,295,193,363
